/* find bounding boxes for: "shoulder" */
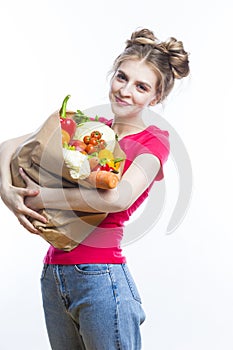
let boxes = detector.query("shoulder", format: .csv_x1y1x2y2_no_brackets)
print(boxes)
120,125,170,166
136,125,170,163
144,125,169,143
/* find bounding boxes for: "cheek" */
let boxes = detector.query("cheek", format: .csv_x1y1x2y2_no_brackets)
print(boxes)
110,83,115,95
134,94,151,107
110,79,122,94
109,81,118,102
138,91,157,107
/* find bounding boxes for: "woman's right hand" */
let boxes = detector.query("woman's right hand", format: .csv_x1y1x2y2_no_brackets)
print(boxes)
0,183,47,234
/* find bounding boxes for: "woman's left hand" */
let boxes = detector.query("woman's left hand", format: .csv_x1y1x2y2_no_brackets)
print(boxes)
19,168,43,210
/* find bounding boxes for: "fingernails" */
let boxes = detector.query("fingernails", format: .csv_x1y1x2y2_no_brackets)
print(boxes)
30,190,39,195
41,216,48,223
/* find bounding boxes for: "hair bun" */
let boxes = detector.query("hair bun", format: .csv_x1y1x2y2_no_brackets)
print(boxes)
131,28,157,42
126,29,190,79
162,37,190,79
126,28,158,48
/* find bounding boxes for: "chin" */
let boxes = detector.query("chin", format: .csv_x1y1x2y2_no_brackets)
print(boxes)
110,101,136,118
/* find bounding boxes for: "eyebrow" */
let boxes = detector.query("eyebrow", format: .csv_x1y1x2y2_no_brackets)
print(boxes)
117,69,152,89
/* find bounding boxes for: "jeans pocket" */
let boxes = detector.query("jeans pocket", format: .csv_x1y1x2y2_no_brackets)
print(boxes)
74,264,110,275
122,264,142,303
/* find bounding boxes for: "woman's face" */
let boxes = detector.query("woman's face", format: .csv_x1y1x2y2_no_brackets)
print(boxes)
109,59,159,118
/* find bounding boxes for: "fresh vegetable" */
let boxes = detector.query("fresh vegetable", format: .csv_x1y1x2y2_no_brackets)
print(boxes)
98,139,107,150
59,95,77,139
111,158,123,171
83,135,91,145
87,148,123,173
85,170,119,190
98,149,114,160
85,144,98,155
69,139,87,151
63,142,76,150
91,130,102,140
74,121,116,152
97,149,124,172
89,137,99,146
62,148,90,180
73,109,92,124
93,163,115,172
81,130,109,155
61,129,71,144
60,95,124,188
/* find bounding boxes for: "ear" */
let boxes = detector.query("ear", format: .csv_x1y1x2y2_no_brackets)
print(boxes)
149,96,158,106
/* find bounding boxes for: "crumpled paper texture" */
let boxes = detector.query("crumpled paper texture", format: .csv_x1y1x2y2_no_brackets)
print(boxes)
10,111,125,251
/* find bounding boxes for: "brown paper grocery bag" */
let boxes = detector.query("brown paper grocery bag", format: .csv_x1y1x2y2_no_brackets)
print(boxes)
10,111,125,251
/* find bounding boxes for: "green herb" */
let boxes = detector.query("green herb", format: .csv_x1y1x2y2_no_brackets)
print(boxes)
62,141,76,150
73,109,90,124
114,157,124,164
72,109,100,125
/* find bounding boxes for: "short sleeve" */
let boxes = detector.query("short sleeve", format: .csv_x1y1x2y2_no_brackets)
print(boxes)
120,126,170,181
138,126,170,181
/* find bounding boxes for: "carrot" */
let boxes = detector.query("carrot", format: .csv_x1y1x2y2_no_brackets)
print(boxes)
86,170,119,189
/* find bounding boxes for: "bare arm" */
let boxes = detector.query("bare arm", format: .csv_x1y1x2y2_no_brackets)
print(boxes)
0,135,48,233
24,153,161,213
0,135,31,189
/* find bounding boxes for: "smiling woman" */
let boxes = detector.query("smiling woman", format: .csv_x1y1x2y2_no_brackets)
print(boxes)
109,60,159,138
0,27,190,350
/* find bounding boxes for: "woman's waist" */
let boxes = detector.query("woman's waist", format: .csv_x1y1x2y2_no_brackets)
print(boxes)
44,243,126,265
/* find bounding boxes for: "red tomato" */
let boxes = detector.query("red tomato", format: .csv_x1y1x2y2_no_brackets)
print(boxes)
89,137,98,146
98,139,107,150
83,135,91,145
86,144,98,154
91,130,102,140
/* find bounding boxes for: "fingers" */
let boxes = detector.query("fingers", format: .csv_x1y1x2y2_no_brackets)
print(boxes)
17,214,40,234
19,168,39,194
21,188,39,197
14,203,47,225
16,205,48,234
25,207,47,224
19,167,28,183
15,184,39,197
27,209,47,224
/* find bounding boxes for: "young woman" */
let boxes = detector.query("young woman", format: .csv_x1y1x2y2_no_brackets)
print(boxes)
0,28,190,349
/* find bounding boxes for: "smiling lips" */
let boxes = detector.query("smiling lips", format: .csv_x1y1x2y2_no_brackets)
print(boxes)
115,96,131,106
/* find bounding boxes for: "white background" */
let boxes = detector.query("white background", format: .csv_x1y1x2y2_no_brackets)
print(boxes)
0,0,232,349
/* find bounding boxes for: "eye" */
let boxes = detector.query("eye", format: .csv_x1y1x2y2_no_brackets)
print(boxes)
137,83,147,92
116,72,127,81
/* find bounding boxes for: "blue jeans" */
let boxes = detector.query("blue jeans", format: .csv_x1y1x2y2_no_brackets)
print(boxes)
41,264,146,350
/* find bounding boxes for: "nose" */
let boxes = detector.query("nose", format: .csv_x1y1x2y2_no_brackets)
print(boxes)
119,83,132,97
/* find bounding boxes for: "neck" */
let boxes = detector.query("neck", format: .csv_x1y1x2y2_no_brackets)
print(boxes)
111,115,146,140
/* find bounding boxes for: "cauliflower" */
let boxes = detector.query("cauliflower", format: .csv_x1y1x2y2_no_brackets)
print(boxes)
62,149,90,180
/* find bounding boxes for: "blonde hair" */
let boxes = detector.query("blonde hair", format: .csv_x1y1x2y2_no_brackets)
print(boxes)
111,28,190,102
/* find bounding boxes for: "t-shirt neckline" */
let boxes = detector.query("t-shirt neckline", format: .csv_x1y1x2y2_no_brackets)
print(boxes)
107,119,152,141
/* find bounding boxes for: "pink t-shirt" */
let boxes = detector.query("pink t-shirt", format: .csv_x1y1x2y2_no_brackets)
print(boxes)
44,122,170,264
